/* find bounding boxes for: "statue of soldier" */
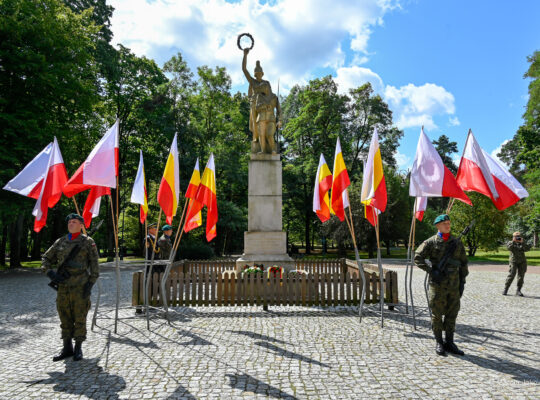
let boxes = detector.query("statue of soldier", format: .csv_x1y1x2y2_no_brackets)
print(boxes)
41,213,99,361
242,48,281,154
503,231,531,296
157,224,174,261
414,214,469,356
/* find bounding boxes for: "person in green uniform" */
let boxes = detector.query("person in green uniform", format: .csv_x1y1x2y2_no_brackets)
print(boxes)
157,224,174,261
503,232,531,296
42,213,99,361
414,214,469,356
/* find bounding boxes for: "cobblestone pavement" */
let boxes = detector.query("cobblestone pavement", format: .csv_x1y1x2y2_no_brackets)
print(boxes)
0,263,538,399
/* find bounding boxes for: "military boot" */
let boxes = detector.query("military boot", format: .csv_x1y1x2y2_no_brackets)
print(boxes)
73,341,83,361
516,288,524,297
444,332,465,356
53,339,74,362
502,286,509,295
434,330,446,356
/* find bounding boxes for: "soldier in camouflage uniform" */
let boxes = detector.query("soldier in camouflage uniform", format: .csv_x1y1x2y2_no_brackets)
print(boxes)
157,224,174,261
503,232,531,296
414,214,468,356
144,222,160,261
42,213,99,362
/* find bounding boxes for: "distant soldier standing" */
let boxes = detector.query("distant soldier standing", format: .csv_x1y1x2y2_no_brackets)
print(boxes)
144,222,160,261
42,213,99,361
157,224,174,261
503,232,531,296
415,214,469,356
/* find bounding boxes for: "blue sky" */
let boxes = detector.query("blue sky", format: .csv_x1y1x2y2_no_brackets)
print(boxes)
109,0,540,169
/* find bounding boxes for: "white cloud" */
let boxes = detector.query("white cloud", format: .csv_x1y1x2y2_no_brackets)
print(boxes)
449,116,460,126
109,0,398,91
490,140,510,168
334,66,384,94
383,83,456,130
395,150,411,170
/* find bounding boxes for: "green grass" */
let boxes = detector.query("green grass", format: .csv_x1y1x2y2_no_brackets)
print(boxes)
470,248,540,266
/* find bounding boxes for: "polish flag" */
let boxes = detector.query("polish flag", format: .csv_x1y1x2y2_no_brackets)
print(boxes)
456,130,528,210
414,196,427,221
63,120,119,197
409,127,471,205
4,138,68,232
82,186,111,228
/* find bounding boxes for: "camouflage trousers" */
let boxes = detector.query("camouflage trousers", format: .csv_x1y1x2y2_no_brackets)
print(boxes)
505,262,527,290
56,284,91,342
428,271,461,333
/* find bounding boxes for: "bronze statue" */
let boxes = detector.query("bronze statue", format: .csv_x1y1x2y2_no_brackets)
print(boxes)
239,34,281,154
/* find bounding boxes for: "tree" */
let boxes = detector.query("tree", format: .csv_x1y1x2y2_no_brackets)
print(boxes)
432,135,458,173
449,193,508,256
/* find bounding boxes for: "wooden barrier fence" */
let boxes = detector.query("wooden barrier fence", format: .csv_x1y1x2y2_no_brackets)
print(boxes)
133,259,398,307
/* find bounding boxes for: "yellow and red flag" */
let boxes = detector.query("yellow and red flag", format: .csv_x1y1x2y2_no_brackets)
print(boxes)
313,154,333,222
361,127,387,226
157,134,180,224
130,150,148,224
185,154,218,241
330,137,350,221
183,158,203,233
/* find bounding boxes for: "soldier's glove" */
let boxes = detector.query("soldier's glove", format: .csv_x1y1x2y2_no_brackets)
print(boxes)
83,281,94,298
46,270,57,280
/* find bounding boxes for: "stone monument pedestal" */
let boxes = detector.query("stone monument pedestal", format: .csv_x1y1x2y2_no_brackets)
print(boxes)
236,153,293,272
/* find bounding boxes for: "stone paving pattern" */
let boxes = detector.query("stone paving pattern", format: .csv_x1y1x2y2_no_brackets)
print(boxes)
0,262,538,399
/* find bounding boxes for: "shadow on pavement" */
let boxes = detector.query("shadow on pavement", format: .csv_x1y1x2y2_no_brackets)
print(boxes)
461,353,540,382
176,329,214,346
165,384,197,400
254,341,331,368
24,358,126,399
227,330,290,345
225,372,298,399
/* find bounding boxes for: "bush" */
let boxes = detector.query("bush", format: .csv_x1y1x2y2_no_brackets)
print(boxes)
177,241,215,260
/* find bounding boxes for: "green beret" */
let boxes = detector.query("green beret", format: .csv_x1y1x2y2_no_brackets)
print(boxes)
162,224,172,231
148,222,158,228
65,213,84,223
433,214,450,225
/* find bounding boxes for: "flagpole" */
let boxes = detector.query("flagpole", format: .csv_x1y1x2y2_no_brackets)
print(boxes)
410,212,418,329
109,190,120,334
142,218,150,329
71,197,87,235
344,208,366,322
446,198,455,214
406,199,418,330
372,206,384,327
405,199,416,314
161,198,189,320
145,208,162,328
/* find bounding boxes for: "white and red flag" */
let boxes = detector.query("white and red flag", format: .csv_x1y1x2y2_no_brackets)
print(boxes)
456,130,528,210
63,120,119,227
3,138,68,232
409,127,471,205
414,196,427,221
130,150,149,224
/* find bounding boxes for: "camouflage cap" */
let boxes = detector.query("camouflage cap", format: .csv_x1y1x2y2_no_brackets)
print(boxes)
433,214,450,225
162,224,173,231
148,222,158,229
65,213,84,223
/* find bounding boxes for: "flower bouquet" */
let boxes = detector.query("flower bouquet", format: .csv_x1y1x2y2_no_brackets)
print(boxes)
241,264,264,278
267,265,283,279
288,269,308,278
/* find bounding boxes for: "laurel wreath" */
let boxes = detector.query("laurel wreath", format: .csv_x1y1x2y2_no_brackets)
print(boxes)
237,33,254,50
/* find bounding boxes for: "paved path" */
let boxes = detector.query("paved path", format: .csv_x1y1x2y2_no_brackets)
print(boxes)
0,263,538,399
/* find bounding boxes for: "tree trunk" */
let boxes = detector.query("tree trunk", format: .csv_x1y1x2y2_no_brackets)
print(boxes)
0,224,7,265
304,184,311,254
9,214,24,268
386,240,391,256
31,230,43,260
20,217,29,262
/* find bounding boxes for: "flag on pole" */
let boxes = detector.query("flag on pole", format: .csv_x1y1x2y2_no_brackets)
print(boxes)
184,158,203,233
157,133,180,224
409,127,471,205
63,119,120,197
313,154,333,223
330,137,350,221
185,154,218,241
82,186,111,228
130,150,149,224
456,130,528,210
414,196,427,221
3,138,68,232
361,127,387,226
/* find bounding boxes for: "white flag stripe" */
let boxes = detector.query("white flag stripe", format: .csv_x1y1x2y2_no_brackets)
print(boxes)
462,131,499,199
414,196,427,213
361,127,379,202
3,142,52,196
32,138,63,219
409,127,445,196
313,154,325,212
130,150,146,205
482,150,528,199
83,119,119,187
